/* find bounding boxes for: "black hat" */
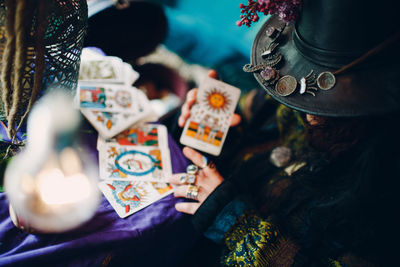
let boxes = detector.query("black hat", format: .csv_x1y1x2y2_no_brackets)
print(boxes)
246,0,400,116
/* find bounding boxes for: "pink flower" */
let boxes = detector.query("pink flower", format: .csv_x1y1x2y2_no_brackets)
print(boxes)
237,0,301,27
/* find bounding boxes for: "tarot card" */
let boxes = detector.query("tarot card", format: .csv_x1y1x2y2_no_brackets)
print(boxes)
123,62,140,86
99,143,172,182
79,56,125,84
78,83,137,113
180,76,241,156
97,123,169,151
81,88,157,139
98,180,173,218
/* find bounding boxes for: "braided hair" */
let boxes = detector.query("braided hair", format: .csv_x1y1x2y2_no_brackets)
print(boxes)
0,0,49,141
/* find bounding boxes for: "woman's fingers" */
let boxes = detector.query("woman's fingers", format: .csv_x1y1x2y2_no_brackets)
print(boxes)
208,69,218,79
175,202,201,215
178,89,198,127
168,173,186,185
230,114,242,127
182,147,208,167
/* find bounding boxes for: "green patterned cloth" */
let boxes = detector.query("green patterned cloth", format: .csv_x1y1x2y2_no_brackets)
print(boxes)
191,99,377,266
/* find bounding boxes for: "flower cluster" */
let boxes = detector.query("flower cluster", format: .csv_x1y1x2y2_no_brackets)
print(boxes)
237,0,301,27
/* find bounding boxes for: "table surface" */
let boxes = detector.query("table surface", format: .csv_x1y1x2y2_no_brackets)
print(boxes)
0,130,198,267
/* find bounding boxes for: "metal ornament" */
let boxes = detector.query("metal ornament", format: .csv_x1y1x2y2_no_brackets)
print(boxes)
179,175,187,184
187,174,196,184
186,164,198,175
299,70,318,96
275,75,298,96
200,155,208,169
265,26,277,38
270,146,292,168
261,42,279,58
260,66,280,86
243,54,282,73
317,71,336,90
186,185,199,200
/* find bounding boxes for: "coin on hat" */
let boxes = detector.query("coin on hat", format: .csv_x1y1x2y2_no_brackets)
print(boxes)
275,75,297,96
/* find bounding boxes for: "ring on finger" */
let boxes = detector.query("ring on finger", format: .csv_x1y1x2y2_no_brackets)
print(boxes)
179,174,196,184
186,164,199,175
186,185,199,200
179,174,187,184
200,155,208,169
187,174,196,184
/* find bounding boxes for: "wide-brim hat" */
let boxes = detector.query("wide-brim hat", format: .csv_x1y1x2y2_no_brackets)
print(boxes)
247,0,400,117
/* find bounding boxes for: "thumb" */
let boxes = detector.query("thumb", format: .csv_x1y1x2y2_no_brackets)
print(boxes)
230,114,242,127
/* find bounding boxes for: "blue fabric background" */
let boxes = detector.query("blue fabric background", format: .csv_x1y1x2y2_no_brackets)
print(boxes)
162,0,268,90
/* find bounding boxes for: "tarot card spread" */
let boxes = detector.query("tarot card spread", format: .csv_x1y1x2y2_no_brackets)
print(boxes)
98,180,173,218
180,77,241,156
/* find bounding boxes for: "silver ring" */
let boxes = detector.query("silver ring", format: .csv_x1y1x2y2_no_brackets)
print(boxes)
179,174,187,184
186,174,196,184
186,164,199,175
200,155,208,169
186,185,199,200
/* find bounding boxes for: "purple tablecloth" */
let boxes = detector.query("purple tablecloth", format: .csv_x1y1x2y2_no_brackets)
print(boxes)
0,132,198,267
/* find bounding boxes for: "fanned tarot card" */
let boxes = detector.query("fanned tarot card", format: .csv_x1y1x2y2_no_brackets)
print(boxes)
79,56,125,84
97,124,169,151
99,180,173,218
80,88,155,139
99,143,172,182
78,83,137,113
180,76,241,156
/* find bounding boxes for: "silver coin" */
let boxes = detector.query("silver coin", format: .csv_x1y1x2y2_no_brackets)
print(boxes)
317,71,336,90
275,75,297,96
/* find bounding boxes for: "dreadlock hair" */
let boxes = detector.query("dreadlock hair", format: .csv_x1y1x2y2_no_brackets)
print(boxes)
0,0,49,141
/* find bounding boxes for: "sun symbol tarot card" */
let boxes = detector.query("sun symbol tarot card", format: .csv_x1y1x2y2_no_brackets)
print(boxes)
180,76,241,156
98,180,173,218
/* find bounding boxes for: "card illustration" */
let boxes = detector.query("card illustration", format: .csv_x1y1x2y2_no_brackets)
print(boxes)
99,180,173,218
79,57,124,84
80,88,156,139
79,84,134,112
100,144,171,182
109,124,161,146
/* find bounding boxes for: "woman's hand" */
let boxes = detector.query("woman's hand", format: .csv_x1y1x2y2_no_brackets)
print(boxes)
168,147,224,214
177,70,241,128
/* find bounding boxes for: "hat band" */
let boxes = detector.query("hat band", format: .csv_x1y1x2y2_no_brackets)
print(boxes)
293,27,362,69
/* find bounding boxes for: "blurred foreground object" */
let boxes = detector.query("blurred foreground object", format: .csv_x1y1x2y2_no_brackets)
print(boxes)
4,90,100,233
0,0,87,144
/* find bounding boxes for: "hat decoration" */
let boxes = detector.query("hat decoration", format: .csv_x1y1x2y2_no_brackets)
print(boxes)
236,0,301,27
237,0,400,116
239,1,337,97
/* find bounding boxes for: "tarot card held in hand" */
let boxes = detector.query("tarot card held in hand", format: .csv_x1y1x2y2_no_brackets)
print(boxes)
180,76,241,156
78,83,137,113
99,143,172,182
98,180,173,218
